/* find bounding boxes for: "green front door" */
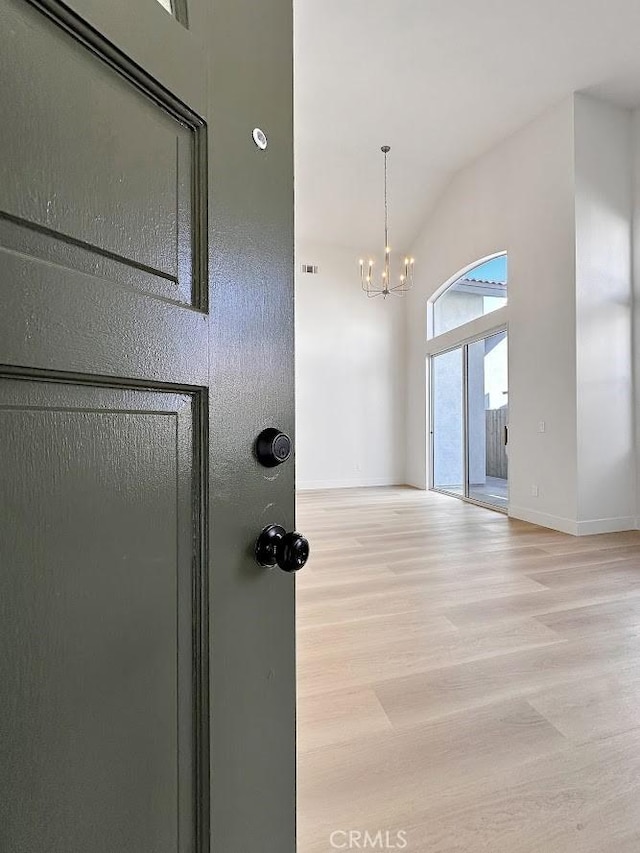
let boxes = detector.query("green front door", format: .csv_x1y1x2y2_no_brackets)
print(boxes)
0,0,296,849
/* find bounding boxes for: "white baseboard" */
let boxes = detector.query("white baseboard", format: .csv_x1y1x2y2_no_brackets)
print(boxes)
296,476,402,491
509,505,638,536
575,516,638,535
404,479,427,490
508,506,579,535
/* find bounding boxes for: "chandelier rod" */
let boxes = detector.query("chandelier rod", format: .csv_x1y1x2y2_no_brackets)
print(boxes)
383,144,390,252
382,145,391,290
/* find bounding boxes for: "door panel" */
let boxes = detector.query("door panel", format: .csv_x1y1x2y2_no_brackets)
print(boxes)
467,332,509,509
431,347,464,496
39,0,207,114
0,381,207,853
0,0,295,850
0,0,206,306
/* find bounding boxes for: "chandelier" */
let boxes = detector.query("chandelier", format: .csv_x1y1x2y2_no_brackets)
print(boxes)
360,145,414,298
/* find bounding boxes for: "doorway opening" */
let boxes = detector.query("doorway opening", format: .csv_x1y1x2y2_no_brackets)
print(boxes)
431,330,508,511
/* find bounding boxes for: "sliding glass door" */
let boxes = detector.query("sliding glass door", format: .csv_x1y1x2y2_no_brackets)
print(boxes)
467,331,508,508
432,347,464,497
431,331,508,511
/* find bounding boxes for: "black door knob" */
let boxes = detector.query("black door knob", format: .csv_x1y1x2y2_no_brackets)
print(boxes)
255,428,292,467
255,524,310,572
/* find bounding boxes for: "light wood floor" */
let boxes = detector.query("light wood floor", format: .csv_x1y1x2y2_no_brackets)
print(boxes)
296,487,640,853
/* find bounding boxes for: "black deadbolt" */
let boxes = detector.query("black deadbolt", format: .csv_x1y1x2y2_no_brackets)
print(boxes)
256,428,292,467
255,524,309,572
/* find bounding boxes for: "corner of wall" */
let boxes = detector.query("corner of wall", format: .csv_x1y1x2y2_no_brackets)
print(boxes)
574,95,637,530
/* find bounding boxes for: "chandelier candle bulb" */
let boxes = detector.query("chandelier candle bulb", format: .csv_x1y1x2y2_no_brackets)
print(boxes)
357,145,415,298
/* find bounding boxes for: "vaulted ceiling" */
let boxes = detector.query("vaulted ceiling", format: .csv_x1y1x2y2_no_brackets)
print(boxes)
294,0,640,252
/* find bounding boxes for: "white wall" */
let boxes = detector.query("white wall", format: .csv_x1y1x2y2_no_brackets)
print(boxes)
406,94,640,534
574,95,636,532
634,110,640,526
295,242,406,489
406,98,579,532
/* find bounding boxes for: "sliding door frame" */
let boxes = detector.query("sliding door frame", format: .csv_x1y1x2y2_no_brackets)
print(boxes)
429,324,508,513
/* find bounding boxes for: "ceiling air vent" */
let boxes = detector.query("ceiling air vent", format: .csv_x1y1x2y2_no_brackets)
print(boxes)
301,264,319,274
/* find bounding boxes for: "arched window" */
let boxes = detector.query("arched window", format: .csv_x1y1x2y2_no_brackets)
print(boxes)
431,254,507,338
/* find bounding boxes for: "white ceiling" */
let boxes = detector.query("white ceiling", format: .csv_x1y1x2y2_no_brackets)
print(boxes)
294,0,640,253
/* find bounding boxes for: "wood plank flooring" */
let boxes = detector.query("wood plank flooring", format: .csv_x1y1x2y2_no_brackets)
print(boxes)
296,486,640,853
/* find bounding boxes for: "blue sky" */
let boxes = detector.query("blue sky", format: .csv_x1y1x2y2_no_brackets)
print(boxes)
464,255,507,284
